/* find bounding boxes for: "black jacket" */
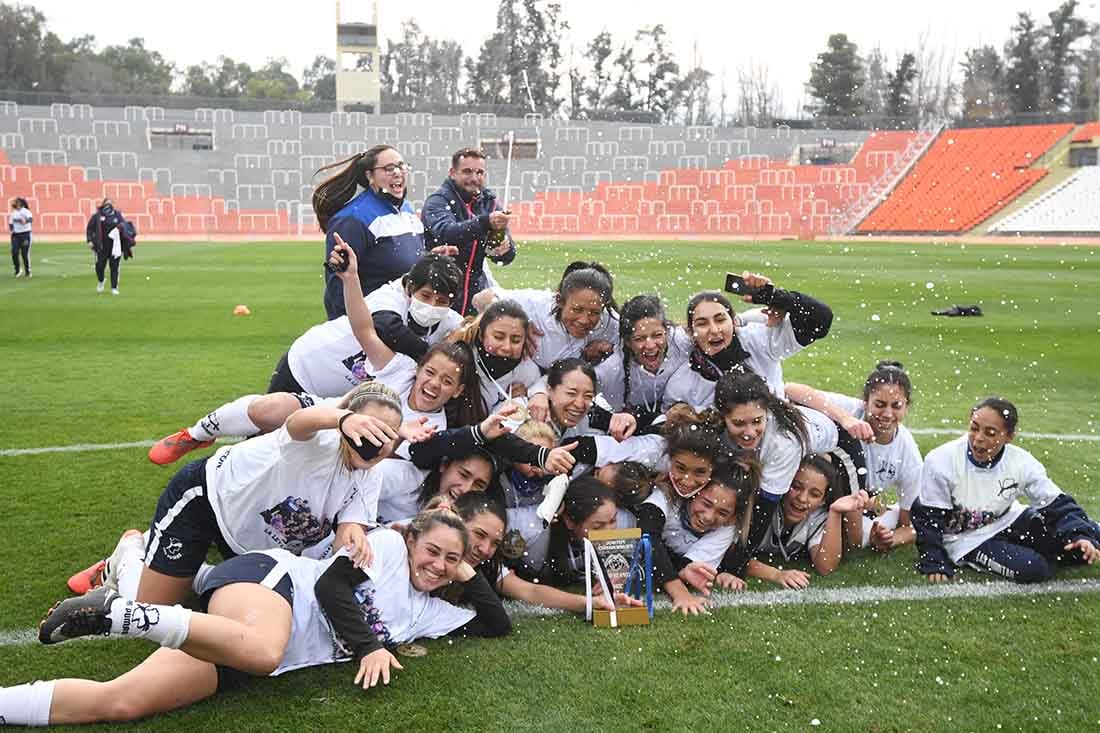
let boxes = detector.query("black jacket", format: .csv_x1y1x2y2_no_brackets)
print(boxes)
86,206,134,259
421,178,516,315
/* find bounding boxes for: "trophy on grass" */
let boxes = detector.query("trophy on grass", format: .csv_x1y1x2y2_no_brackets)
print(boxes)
583,528,654,628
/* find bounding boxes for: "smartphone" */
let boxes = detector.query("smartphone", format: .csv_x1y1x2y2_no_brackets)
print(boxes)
724,273,766,298
324,249,349,274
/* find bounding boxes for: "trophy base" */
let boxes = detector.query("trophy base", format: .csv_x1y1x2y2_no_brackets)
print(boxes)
593,606,650,628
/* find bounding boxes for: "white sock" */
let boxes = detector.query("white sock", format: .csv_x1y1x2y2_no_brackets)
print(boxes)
115,534,147,600
0,680,55,726
108,598,192,649
189,394,261,441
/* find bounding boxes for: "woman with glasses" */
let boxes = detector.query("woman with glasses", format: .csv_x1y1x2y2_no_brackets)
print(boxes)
313,145,456,320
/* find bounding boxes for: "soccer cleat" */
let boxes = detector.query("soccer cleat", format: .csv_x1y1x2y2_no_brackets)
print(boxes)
26,271,31,278
101,529,145,591
66,559,106,595
96,281,105,293
14,271,22,278
39,586,118,644
111,288,119,295
148,429,214,465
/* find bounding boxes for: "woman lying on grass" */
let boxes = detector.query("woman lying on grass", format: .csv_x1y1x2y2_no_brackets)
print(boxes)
0,509,509,727
913,397,1100,584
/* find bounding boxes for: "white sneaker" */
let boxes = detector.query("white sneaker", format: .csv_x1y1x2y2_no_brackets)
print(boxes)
102,529,145,593
111,288,119,295
96,281,105,293
14,271,22,278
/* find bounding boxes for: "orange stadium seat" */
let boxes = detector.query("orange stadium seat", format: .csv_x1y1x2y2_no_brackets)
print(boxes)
857,124,1072,234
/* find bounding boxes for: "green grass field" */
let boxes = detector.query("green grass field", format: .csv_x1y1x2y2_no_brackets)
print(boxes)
2,239,1099,731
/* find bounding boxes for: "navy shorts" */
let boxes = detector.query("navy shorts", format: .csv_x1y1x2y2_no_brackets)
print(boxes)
266,352,306,395
196,553,295,693
145,458,235,577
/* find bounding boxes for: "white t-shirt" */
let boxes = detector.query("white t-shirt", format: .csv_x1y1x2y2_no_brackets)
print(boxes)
661,318,803,411
920,436,1062,562
476,356,541,415
261,531,475,676
757,507,829,561
494,288,620,371
726,405,836,499
287,279,462,398
826,392,923,509
205,426,371,557
9,207,32,234
644,490,735,566
372,458,432,525
596,327,693,412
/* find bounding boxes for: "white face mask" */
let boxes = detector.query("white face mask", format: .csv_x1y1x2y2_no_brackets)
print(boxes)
408,298,451,328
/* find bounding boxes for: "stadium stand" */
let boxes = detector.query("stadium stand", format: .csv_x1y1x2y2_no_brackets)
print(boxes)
0,100,935,238
856,124,1074,234
987,166,1100,235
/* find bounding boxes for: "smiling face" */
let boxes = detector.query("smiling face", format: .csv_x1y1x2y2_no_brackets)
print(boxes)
368,147,407,199
558,288,605,339
668,450,714,498
410,353,465,413
463,511,505,566
548,368,596,427
968,406,1014,463
782,465,829,526
563,499,618,542
406,525,465,592
438,455,494,502
450,155,486,197
722,402,768,450
346,403,403,471
481,315,526,360
865,384,909,443
688,482,737,533
628,317,669,373
690,300,735,356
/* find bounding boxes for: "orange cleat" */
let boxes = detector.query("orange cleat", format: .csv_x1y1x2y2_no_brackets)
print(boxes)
148,429,214,465
66,559,106,595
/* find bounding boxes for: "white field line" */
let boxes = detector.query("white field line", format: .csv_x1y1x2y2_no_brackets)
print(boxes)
3,578,1098,647
2,428,1097,458
908,428,1100,442
505,576,1100,618
0,437,241,457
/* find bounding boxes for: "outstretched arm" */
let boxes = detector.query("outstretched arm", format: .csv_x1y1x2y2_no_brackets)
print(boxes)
331,234,396,371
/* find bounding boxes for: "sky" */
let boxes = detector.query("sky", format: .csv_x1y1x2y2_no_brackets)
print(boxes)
30,0,1100,114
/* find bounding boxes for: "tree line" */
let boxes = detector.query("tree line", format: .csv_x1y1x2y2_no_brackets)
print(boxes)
806,0,1099,123
1,0,1097,124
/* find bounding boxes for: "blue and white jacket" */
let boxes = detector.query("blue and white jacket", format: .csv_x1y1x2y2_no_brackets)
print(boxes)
323,188,425,320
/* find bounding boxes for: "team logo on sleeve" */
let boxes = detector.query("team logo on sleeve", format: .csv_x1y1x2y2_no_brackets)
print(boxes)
261,497,333,554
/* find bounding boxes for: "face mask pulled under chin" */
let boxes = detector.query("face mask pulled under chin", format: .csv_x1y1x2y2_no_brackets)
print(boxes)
408,297,452,328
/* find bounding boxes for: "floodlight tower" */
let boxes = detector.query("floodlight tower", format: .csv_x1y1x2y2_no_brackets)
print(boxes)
335,0,381,113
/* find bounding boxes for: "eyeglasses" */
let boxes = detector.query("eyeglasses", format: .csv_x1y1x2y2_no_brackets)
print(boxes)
373,162,411,174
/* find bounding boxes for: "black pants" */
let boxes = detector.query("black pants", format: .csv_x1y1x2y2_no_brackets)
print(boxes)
10,232,30,274
266,351,306,394
95,250,121,288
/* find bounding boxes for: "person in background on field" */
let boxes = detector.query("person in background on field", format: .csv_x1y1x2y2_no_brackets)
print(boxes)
913,397,1100,584
421,148,516,316
86,198,133,296
9,196,33,278
313,145,459,320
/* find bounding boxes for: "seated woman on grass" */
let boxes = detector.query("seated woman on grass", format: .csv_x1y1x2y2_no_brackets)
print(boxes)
913,397,1100,584
1,509,509,727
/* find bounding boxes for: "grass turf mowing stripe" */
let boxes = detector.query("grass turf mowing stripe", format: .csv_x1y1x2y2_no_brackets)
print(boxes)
6,578,1097,646
2,428,1097,457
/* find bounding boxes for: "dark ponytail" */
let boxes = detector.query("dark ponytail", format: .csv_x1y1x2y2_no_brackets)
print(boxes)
312,144,395,232
715,372,808,452
862,360,913,403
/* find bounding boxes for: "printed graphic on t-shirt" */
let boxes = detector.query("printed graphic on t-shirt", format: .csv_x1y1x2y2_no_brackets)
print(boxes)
354,584,395,649
341,351,374,383
260,496,333,553
874,460,898,483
